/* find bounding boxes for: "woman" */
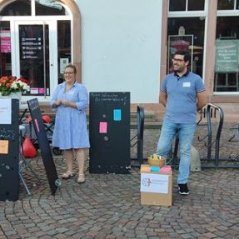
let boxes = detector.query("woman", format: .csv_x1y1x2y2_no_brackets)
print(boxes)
51,64,90,183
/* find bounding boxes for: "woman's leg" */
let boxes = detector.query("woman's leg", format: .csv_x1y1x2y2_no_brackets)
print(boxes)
62,149,74,176
75,148,87,183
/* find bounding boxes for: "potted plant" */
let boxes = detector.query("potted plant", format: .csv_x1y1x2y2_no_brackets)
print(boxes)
0,76,30,97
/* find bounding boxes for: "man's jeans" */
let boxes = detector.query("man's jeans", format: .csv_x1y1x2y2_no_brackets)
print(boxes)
157,120,196,184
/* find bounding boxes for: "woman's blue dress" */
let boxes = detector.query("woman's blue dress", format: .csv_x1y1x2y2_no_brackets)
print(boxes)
51,82,90,150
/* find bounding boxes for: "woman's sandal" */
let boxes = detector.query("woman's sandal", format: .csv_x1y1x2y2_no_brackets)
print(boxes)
77,174,85,183
62,171,75,180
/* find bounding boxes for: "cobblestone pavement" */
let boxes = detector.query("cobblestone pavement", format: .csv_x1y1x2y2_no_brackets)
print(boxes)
1,123,239,239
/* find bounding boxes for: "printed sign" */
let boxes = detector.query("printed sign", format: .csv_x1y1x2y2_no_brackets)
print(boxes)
19,25,43,60
141,173,169,194
215,40,239,72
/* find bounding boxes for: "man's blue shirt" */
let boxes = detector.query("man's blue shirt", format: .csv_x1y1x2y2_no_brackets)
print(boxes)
161,71,205,123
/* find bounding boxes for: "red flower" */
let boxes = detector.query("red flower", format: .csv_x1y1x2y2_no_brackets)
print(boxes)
0,75,30,96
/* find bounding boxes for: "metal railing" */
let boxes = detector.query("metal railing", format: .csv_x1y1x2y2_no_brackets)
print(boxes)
131,105,144,166
203,103,224,167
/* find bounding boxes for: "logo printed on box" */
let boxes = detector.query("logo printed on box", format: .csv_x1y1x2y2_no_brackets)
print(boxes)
141,173,169,194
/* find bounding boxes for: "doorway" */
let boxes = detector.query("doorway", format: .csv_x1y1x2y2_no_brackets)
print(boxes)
0,0,80,101
13,21,57,98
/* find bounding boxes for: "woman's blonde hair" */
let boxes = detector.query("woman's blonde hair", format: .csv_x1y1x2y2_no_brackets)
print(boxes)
65,64,77,74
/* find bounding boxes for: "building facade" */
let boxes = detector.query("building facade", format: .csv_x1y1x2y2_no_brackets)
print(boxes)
163,0,239,121
0,0,239,121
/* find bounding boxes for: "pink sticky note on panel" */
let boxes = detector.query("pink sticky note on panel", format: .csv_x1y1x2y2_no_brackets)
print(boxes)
34,119,40,133
99,122,108,133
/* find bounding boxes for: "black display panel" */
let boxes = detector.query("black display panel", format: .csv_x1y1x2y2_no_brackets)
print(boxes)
27,98,60,195
89,92,130,173
0,99,19,201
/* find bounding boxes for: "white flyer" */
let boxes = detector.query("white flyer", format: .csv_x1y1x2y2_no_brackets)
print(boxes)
141,173,169,194
0,99,12,124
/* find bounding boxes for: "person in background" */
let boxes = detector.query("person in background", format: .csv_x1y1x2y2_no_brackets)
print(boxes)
51,64,90,183
157,50,208,195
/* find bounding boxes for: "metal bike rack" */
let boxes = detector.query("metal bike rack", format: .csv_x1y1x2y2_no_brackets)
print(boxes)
171,103,224,168
200,103,239,168
203,103,224,167
131,105,145,166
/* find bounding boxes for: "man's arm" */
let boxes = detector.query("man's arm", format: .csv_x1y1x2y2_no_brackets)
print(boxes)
197,90,208,110
159,91,167,107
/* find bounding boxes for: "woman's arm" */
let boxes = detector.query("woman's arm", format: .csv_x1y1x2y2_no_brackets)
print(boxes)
50,85,62,108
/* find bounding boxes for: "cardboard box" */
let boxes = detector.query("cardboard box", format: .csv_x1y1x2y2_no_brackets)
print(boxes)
140,165,172,206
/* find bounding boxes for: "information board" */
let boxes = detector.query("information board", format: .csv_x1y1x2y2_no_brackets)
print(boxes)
215,40,239,72
27,98,60,195
89,92,130,174
0,99,19,201
19,26,43,60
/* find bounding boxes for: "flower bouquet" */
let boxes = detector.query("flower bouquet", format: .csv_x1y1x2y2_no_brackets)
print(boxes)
0,76,30,96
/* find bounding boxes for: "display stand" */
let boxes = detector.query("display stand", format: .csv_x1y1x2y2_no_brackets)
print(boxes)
89,92,130,173
0,99,20,201
27,98,60,195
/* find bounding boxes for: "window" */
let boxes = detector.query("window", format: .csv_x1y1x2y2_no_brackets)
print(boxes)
169,0,205,11
0,0,73,98
218,0,237,10
169,0,186,11
0,0,68,16
188,0,205,10
0,21,11,76
218,0,239,10
168,18,205,76
57,20,71,84
35,0,68,16
214,16,239,92
0,0,31,16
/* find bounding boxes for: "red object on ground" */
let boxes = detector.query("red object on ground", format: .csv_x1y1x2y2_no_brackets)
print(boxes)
22,137,37,158
42,114,51,123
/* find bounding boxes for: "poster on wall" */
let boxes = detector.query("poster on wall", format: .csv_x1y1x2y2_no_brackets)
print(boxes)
0,30,11,53
60,58,69,74
215,40,239,73
19,29,43,60
168,35,193,72
18,25,50,94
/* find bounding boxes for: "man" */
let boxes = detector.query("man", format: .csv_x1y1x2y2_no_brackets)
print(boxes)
157,50,207,195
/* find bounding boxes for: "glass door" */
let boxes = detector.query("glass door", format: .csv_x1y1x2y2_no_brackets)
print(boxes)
13,21,57,99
